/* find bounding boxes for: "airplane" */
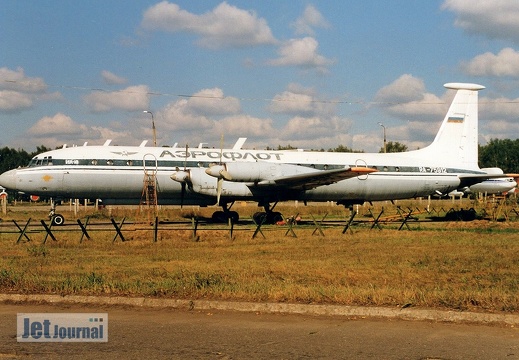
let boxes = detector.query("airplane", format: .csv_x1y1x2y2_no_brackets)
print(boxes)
0,82,515,225
447,167,517,198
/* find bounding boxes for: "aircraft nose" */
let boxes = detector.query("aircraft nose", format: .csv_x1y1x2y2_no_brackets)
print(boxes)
0,169,18,190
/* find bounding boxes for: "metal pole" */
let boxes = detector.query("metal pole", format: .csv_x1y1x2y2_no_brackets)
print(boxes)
143,110,157,146
378,122,386,153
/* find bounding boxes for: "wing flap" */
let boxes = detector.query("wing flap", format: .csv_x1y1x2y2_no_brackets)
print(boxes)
269,166,377,191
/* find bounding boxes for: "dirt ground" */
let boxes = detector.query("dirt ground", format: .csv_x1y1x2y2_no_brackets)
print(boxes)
0,302,518,359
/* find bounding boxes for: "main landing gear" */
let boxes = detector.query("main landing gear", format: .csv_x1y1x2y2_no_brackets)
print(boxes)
211,202,239,223
252,202,283,225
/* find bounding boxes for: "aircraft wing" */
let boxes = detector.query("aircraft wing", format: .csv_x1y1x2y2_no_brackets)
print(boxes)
267,167,377,191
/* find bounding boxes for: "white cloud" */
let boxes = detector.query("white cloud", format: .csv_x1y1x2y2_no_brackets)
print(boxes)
480,120,519,144
268,37,335,71
269,91,314,115
83,85,150,112
275,115,352,145
442,0,519,43
216,115,275,137
0,67,47,93
0,67,58,113
101,70,128,85
159,99,214,132
27,113,87,136
187,88,241,116
0,90,33,112
24,113,139,148
158,87,240,132
141,1,276,49
461,48,519,77
291,4,330,36
480,95,519,118
268,84,335,117
375,75,447,121
155,86,354,150
374,74,426,103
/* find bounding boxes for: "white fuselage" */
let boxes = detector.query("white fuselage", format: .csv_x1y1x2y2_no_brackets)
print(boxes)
0,144,471,206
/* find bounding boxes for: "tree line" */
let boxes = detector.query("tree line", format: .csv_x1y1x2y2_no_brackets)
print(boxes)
0,146,52,174
1,139,518,174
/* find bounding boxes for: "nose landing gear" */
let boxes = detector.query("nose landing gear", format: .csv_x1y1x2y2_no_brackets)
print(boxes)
49,199,65,226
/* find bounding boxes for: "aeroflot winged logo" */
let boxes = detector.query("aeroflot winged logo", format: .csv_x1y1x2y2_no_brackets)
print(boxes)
17,313,108,342
111,151,138,156
159,149,283,161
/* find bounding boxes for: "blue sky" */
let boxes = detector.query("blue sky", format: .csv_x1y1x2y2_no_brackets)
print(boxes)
2,1,519,152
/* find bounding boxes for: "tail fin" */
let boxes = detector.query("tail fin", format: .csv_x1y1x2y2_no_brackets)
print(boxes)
420,83,485,170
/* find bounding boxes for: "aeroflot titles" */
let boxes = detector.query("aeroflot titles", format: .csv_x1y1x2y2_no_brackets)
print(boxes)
159,150,283,161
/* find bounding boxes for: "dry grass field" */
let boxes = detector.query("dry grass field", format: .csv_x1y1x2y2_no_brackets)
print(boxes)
1,198,518,314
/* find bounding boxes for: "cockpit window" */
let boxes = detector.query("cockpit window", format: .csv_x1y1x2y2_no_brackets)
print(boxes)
28,156,54,167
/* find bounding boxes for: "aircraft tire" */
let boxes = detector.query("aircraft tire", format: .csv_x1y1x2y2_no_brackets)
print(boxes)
211,211,240,223
211,211,227,223
253,211,283,224
229,211,239,223
51,214,65,226
267,211,283,224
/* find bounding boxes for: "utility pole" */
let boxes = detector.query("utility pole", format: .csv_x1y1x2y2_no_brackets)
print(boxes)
378,122,387,153
143,110,157,146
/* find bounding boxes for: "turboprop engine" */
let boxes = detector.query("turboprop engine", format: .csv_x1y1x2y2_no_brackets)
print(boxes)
205,161,307,183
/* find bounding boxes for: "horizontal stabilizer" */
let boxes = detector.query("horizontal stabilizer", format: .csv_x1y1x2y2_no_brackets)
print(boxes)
444,83,485,91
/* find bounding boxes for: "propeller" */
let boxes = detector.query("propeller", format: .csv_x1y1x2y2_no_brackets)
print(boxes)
215,135,227,205
170,144,191,207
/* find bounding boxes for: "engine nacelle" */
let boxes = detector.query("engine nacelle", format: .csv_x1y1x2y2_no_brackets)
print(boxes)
206,162,284,183
170,170,190,183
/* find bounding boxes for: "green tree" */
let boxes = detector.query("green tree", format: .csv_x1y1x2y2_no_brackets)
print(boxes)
277,144,297,150
0,145,52,174
380,141,408,153
328,144,364,153
479,139,519,173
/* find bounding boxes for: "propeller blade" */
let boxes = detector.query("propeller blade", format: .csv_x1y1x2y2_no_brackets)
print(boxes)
219,169,232,181
183,144,188,170
216,178,223,205
180,182,185,208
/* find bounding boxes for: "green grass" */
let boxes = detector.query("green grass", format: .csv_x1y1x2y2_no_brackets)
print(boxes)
1,200,519,313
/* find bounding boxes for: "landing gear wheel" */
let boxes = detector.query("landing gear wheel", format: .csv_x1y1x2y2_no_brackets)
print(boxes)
267,211,283,224
211,211,239,223
228,211,239,223
253,211,283,224
211,211,227,223
51,214,65,226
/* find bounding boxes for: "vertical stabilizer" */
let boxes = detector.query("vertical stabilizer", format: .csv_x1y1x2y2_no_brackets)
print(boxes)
421,83,485,170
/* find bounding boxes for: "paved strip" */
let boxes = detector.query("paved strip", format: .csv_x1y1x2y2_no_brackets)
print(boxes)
1,293,518,326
